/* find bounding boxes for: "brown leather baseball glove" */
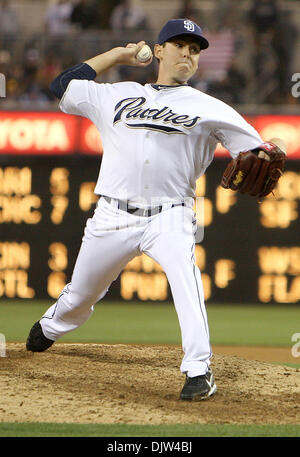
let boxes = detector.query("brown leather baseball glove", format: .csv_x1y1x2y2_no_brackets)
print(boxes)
221,138,286,199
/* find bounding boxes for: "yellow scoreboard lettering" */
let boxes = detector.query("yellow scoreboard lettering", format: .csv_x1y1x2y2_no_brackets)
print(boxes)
288,277,300,302
137,273,168,301
0,167,32,195
124,254,162,273
121,254,167,300
0,241,35,298
258,247,290,274
47,242,68,298
201,273,211,300
124,256,142,272
141,254,163,273
216,186,237,213
48,242,68,272
194,246,211,299
203,199,213,226
259,200,298,228
288,247,300,275
0,195,42,224
50,196,69,224
0,242,30,269
275,171,300,200
258,246,300,275
0,270,34,298
49,168,69,195
121,249,212,301
120,271,168,301
47,272,66,299
259,172,300,229
79,182,98,211
258,246,300,303
50,168,70,224
258,274,300,303
195,245,205,270
0,167,41,224
15,270,35,298
214,259,236,288
120,271,137,300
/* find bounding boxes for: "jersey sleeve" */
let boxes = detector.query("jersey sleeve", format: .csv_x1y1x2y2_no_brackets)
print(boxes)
211,104,263,158
59,79,103,125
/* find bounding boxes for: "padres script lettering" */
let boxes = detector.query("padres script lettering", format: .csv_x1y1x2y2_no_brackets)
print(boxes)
113,97,201,133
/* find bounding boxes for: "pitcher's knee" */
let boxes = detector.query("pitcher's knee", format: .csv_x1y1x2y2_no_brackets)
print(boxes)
59,283,96,309
70,292,96,308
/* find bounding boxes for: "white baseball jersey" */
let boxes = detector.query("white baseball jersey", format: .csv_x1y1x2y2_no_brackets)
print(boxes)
60,80,263,207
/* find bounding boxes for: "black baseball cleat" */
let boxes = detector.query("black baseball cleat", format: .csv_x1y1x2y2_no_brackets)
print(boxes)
180,368,217,401
26,321,55,352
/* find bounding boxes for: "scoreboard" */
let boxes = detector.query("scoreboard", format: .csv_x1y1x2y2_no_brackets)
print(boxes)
0,156,299,304
0,112,300,304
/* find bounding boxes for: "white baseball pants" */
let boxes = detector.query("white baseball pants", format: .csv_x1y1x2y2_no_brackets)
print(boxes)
41,197,212,376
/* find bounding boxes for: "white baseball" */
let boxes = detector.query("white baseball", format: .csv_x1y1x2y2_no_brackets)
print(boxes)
136,45,152,62
258,151,271,161
269,137,287,155
258,137,287,161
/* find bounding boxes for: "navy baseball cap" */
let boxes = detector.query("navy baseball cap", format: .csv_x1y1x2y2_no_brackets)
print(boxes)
158,19,209,49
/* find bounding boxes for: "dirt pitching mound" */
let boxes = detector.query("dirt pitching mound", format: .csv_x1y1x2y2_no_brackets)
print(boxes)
1,343,299,425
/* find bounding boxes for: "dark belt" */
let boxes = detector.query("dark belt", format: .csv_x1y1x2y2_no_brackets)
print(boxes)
103,196,185,217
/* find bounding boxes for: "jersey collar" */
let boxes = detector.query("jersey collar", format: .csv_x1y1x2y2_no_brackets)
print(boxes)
149,83,188,91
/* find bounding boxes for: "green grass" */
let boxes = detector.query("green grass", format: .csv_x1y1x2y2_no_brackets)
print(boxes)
0,422,299,437
207,304,300,347
280,363,300,368
0,300,181,344
0,300,299,347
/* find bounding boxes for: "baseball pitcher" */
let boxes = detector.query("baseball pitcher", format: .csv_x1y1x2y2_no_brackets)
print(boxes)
26,19,285,401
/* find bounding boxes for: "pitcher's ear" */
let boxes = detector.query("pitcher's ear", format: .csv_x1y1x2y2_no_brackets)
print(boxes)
154,43,162,61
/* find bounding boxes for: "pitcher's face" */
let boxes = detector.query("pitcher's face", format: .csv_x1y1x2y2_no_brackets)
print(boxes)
155,36,201,85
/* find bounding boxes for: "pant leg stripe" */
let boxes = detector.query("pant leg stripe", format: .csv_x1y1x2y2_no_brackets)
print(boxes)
191,243,212,360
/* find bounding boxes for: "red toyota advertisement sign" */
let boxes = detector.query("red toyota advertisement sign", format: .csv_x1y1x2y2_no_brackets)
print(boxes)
0,112,78,155
0,112,299,158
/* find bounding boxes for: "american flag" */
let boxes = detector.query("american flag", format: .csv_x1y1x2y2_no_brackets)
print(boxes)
198,30,235,79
